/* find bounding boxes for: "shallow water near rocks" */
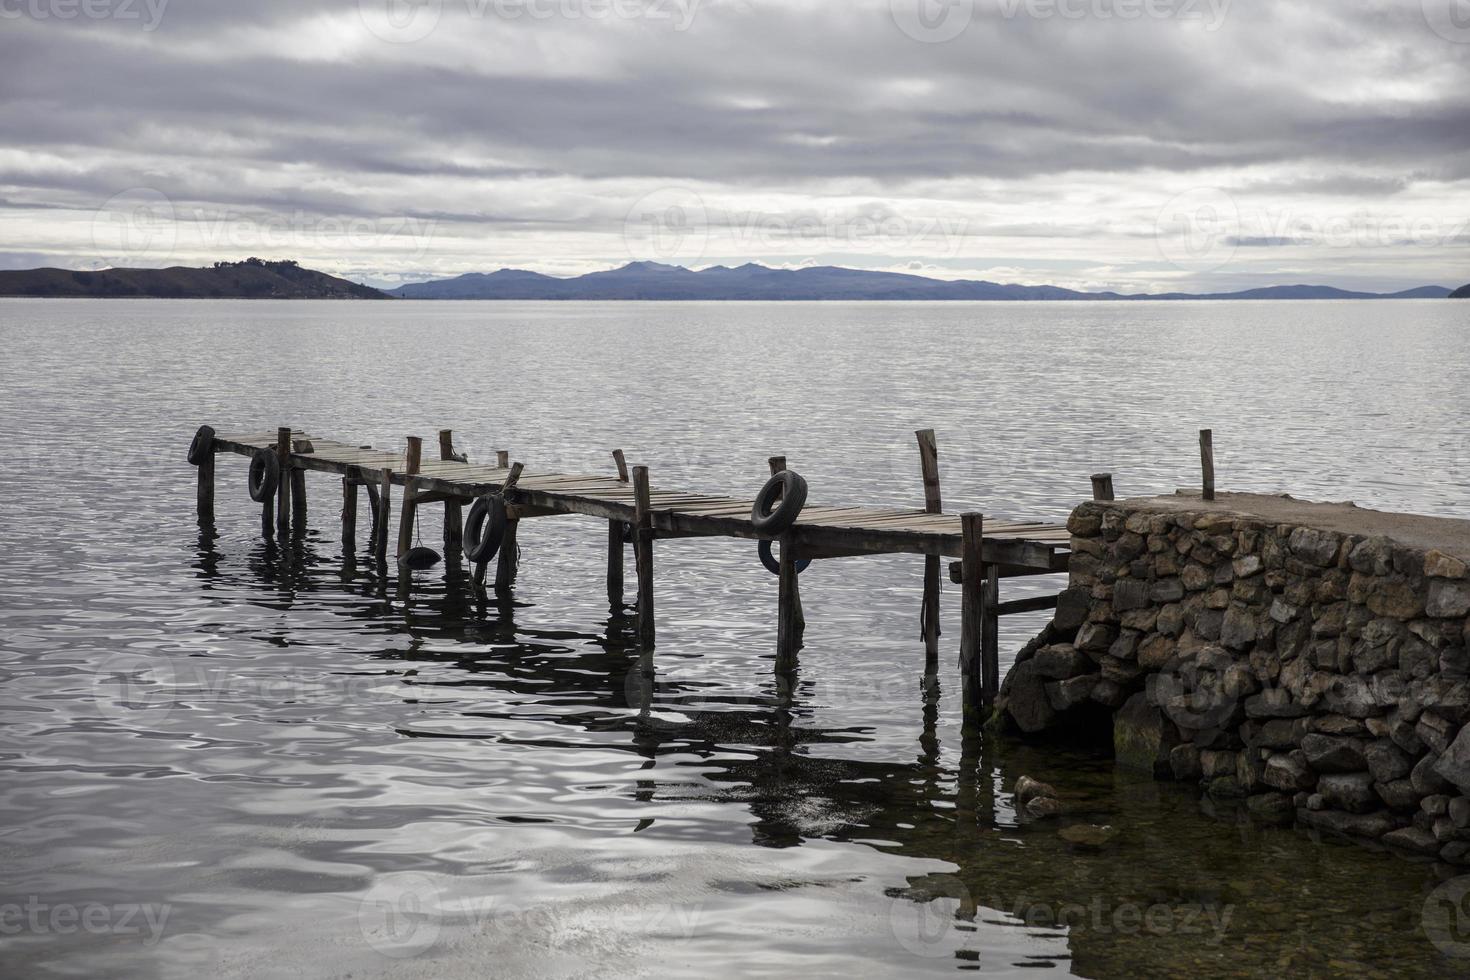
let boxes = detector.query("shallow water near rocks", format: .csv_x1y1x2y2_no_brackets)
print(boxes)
1,298,1468,978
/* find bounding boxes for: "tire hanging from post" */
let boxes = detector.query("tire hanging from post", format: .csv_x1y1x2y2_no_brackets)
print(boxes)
464,494,510,563
248,450,279,503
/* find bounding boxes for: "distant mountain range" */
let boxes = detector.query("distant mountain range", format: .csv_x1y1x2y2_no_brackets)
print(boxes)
1452,282,1470,299
1,259,1460,302
391,262,1457,301
0,259,389,299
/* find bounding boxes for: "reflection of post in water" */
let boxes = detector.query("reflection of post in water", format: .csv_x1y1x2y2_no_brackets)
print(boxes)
193,520,221,580
919,672,941,769
395,566,415,608
953,707,988,924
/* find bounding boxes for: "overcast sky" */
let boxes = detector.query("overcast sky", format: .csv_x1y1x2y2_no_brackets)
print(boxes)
1,0,1467,291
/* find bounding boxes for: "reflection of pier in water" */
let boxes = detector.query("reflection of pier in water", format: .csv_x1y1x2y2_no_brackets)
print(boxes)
188,531,1451,977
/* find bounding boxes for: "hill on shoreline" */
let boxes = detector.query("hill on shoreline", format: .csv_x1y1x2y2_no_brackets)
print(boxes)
1452,283,1470,298
0,259,389,299
390,262,1454,301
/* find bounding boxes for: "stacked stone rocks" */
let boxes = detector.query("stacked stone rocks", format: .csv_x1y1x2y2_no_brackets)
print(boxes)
995,498,1470,864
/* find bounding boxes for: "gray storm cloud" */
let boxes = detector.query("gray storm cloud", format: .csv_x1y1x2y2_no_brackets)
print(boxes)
0,0,1466,291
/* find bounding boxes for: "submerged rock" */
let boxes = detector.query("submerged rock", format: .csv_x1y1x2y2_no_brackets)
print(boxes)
1058,823,1118,848
1014,775,1058,808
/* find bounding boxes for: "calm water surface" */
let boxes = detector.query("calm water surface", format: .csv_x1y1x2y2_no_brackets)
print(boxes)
1,299,1468,978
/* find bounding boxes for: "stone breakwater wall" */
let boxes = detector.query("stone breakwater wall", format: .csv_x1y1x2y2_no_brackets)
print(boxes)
996,494,1470,864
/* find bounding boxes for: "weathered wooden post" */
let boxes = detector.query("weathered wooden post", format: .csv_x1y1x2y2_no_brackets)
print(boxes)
1091,473,1115,501
1199,429,1216,501
607,449,630,610
439,430,463,558
196,438,215,522
472,454,515,589
290,465,307,533
375,467,392,565
495,462,523,590
983,569,1000,706
959,513,989,717
916,429,942,668
632,465,655,648
776,533,803,673
342,477,358,551
396,436,423,562
767,454,806,652
275,427,292,539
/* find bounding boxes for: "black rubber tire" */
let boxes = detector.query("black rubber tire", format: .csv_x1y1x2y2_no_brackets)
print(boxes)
400,546,442,571
248,450,279,502
750,471,808,535
464,495,509,563
758,539,812,577
187,425,215,466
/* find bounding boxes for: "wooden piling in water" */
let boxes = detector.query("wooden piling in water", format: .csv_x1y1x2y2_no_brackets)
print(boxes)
632,465,655,648
275,427,292,539
768,454,806,653
916,429,942,668
776,532,802,673
375,467,392,565
959,513,987,713
495,461,523,590
1199,429,1216,502
196,441,215,522
342,478,358,551
607,449,629,610
1091,473,1115,501
983,569,1000,706
290,467,307,531
396,436,422,561
439,430,463,558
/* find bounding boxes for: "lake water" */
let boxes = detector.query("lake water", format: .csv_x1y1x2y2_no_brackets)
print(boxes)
1,298,1468,978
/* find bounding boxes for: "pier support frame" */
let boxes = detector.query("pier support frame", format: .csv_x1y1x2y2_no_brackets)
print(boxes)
916,429,942,670
632,465,655,648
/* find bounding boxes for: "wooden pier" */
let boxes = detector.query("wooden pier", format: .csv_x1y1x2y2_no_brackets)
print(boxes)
190,425,1074,713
